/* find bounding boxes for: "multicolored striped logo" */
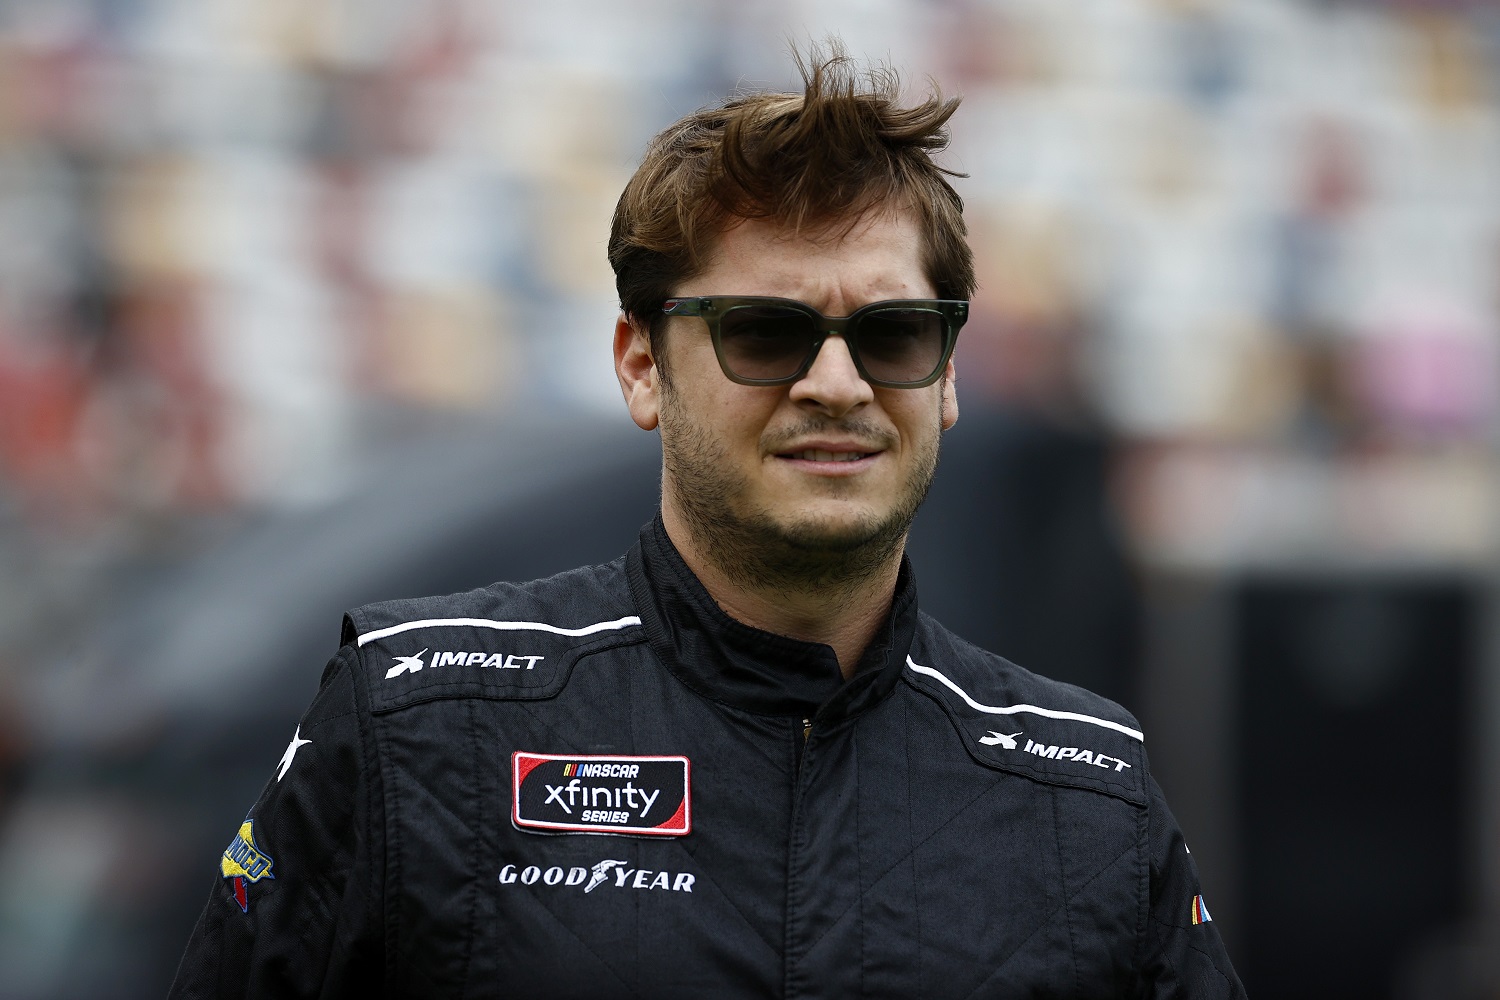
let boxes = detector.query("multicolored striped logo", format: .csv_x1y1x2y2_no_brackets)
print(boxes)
1191,894,1213,925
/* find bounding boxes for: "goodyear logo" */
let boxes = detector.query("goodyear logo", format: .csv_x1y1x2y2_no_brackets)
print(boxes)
221,819,275,912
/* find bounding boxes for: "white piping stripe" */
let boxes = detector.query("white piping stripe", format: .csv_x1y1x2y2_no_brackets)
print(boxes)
906,657,1144,742
357,615,642,647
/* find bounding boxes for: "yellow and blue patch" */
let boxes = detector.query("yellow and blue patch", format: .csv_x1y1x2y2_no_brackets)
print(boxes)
220,819,275,912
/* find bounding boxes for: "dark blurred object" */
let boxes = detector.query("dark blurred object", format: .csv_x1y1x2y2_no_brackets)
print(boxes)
0,407,1139,998
1394,922,1500,1000
0,416,665,998
910,405,1139,707
1235,575,1477,1000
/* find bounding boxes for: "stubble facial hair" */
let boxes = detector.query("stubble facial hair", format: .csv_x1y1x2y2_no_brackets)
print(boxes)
657,380,945,599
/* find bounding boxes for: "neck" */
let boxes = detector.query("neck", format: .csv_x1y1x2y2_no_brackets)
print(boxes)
661,505,902,679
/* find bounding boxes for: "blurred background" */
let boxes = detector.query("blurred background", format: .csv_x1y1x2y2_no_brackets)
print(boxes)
0,0,1497,995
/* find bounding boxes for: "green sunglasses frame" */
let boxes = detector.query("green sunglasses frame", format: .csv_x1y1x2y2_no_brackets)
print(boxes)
660,296,969,388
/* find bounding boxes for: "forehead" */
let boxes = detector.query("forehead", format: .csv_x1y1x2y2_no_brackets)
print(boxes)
683,210,935,306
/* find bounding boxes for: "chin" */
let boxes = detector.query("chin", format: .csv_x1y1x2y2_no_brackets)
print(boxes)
768,506,895,553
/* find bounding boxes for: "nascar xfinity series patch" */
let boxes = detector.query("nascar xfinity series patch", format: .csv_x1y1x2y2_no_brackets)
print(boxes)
512,752,690,836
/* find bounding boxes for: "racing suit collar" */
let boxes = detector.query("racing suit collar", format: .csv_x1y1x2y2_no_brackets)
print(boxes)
626,513,917,720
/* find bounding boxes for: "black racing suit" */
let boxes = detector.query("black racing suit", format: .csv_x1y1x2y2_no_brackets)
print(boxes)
171,516,1247,998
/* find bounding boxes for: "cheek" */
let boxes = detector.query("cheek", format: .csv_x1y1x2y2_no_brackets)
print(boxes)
659,381,768,456
691,384,779,447
885,391,947,442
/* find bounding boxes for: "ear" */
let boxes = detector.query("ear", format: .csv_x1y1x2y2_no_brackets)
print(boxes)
940,357,959,430
614,313,660,431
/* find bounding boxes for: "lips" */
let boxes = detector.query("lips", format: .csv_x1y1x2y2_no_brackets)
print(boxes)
766,425,894,467
784,450,873,462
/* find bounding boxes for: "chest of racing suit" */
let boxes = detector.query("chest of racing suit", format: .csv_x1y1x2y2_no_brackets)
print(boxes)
170,517,1246,998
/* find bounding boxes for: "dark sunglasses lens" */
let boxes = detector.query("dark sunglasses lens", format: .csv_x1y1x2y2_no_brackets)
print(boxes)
717,305,819,381
852,309,948,384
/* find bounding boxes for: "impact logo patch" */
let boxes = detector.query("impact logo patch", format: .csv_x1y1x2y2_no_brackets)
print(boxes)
975,728,1134,774
220,819,275,912
512,752,690,836
386,648,544,680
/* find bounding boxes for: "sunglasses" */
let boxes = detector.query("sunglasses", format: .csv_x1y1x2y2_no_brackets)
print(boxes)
660,296,968,388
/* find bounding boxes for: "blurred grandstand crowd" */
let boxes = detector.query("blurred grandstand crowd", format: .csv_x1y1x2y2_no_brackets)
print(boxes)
0,0,1498,994
0,0,1496,605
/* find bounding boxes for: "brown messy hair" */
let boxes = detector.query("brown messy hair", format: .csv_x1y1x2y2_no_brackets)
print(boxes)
608,42,975,347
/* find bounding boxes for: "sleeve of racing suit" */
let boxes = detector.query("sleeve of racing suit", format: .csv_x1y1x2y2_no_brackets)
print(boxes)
168,645,383,999
1139,775,1248,998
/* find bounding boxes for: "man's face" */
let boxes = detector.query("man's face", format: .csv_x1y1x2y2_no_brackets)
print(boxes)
616,209,958,586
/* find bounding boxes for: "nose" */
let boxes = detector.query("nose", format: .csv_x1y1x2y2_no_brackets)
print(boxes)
788,334,874,417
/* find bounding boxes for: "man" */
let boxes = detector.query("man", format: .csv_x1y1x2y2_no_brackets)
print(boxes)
172,49,1246,998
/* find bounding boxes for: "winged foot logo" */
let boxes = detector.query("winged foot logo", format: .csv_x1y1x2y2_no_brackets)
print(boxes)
586,859,625,893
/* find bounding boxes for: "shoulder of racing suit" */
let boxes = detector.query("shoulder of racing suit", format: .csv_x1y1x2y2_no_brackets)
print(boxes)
339,556,645,713
904,611,1149,807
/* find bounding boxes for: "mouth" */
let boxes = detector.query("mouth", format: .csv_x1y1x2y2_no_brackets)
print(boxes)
766,425,894,475
781,449,877,463
770,442,887,476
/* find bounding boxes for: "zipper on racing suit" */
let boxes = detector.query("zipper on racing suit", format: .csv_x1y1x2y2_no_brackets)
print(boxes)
785,714,819,997
792,717,813,774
